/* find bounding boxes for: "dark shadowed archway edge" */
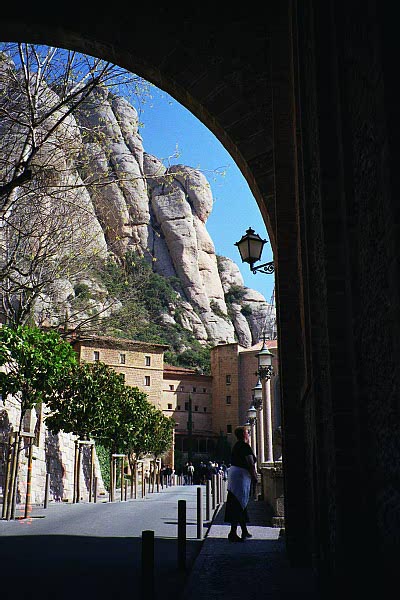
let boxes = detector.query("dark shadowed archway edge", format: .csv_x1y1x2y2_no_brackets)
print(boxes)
1,4,400,597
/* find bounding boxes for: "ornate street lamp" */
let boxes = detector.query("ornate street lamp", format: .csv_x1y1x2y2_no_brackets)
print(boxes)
252,378,263,410
252,378,264,463
256,337,274,380
247,403,258,457
247,403,257,423
235,227,274,275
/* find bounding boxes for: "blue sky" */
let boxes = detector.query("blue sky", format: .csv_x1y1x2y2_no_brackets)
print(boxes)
133,88,275,303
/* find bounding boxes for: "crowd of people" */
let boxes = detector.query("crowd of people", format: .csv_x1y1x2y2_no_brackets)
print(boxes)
175,460,229,485
158,460,230,486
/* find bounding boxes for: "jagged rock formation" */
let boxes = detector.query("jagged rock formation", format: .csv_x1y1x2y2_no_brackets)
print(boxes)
1,67,275,347
74,89,275,347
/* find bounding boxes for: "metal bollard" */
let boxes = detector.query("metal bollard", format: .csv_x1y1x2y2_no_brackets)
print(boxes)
197,487,203,539
142,530,155,599
44,473,50,509
205,479,211,521
177,499,186,571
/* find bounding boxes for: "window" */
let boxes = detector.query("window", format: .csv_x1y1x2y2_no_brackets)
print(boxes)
226,374,231,384
185,402,189,411
226,395,231,405
145,356,151,366
203,407,207,412
168,403,173,410
192,386,197,392
177,405,181,411
195,405,198,411
119,353,126,364
227,424,232,434
144,375,150,386
203,388,207,393
169,385,174,391
93,351,100,362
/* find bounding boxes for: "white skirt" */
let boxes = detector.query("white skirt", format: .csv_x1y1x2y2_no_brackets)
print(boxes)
227,466,251,510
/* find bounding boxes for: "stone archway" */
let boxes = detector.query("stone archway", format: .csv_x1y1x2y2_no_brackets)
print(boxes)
1,3,399,595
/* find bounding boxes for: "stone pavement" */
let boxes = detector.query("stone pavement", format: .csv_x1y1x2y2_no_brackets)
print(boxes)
182,498,319,600
1,487,319,599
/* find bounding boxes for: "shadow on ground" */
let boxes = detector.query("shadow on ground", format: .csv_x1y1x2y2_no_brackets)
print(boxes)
0,535,201,600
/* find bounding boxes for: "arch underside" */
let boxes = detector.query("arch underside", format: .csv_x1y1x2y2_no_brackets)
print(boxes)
2,4,399,594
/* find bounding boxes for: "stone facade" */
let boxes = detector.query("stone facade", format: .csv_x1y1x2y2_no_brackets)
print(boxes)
162,365,214,460
211,340,281,459
210,342,241,444
70,335,168,409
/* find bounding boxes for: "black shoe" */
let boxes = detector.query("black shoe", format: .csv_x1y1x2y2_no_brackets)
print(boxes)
241,531,253,538
228,532,244,543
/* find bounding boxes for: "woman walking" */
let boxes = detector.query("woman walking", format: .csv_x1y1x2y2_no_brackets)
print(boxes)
224,425,258,542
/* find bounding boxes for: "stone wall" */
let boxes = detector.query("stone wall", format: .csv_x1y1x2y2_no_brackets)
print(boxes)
210,343,241,444
161,367,213,438
73,337,166,409
0,397,106,507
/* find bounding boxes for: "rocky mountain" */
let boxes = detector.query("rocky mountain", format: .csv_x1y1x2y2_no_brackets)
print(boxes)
1,65,275,349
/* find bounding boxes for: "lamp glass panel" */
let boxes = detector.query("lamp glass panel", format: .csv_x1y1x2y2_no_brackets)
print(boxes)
237,238,250,262
248,236,264,262
247,405,257,420
258,351,273,367
253,385,263,401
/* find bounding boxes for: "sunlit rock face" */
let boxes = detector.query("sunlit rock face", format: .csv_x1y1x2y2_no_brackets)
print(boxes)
2,64,273,345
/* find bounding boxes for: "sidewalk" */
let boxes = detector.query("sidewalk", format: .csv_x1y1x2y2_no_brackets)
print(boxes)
182,498,319,600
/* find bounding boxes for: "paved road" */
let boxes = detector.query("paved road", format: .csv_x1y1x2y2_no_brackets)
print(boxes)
0,485,207,600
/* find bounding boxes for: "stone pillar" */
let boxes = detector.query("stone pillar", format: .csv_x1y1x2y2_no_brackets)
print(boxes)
264,377,274,464
261,464,285,528
249,420,257,457
256,407,265,464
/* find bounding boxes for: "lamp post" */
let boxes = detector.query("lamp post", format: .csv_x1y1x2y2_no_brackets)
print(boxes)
256,335,274,465
252,378,265,464
235,227,276,464
235,227,274,274
247,403,257,456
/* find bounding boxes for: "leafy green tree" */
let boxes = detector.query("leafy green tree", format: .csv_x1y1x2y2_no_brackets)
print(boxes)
99,384,154,456
146,405,175,459
0,324,77,517
45,361,128,441
0,325,77,435
45,362,170,489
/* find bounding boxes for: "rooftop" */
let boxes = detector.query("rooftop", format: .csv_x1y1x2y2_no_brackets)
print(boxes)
70,334,169,352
